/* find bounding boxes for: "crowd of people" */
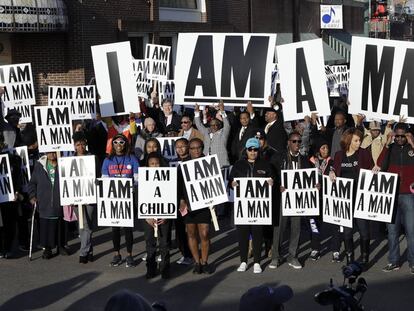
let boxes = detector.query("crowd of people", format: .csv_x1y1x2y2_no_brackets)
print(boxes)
0,86,413,282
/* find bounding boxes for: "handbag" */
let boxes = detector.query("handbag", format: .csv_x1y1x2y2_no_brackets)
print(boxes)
63,205,78,222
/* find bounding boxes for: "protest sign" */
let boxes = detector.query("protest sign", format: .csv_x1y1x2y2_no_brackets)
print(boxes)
354,169,398,223
97,177,134,227
91,41,139,117
8,146,30,193
34,105,73,153
138,167,177,219
277,39,331,121
145,44,170,81
0,63,35,123
281,168,319,216
179,154,228,211
58,156,96,206
270,63,280,96
132,59,151,99
322,175,354,228
234,178,271,225
221,165,234,202
325,65,349,97
0,154,15,203
156,137,177,162
48,85,96,120
159,80,175,103
349,37,414,123
175,33,276,107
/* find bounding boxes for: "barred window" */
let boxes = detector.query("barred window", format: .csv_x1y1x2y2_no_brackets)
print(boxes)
159,0,197,9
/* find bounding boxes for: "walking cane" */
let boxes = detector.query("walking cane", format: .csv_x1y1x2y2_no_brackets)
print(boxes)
29,203,37,261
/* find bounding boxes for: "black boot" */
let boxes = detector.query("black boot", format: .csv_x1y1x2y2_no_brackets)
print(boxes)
344,238,354,265
360,239,370,269
146,258,157,279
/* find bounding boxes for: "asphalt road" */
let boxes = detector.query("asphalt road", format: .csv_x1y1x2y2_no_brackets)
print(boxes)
0,220,412,311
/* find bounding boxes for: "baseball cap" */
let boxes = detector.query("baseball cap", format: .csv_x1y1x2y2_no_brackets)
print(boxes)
239,285,293,311
369,121,381,130
245,138,260,149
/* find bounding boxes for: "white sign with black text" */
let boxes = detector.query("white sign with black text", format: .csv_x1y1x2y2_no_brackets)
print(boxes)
138,167,177,219
175,33,276,107
48,85,96,120
0,63,35,123
132,59,151,99
156,137,177,162
349,37,414,123
159,80,175,103
91,41,140,117
0,154,15,203
277,39,331,121
322,175,354,228
234,178,272,225
180,154,228,211
34,106,74,153
354,169,398,223
281,168,319,216
145,44,170,81
97,178,134,227
58,156,96,206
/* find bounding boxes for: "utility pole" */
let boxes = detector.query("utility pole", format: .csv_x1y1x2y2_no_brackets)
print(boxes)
292,0,300,42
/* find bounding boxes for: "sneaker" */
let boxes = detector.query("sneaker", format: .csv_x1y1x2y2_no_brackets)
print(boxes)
287,257,302,269
157,255,162,262
110,254,122,267
201,262,214,274
382,263,400,272
177,256,194,265
126,256,136,268
253,263,262,274
332,252,341,263
310,250,321,261
268,258,283,269
237,262,247,272
192,263,202,274
142,254,147,261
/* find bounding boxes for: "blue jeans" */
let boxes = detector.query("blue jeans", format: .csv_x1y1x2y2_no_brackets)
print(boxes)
387,194,414,266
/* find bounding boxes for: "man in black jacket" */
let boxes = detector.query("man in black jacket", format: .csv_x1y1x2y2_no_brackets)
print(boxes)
263,103,287,153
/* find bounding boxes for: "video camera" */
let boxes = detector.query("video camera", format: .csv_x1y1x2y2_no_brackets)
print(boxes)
314,262,368,311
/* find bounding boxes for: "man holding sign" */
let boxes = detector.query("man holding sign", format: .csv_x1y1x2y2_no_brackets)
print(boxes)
378,123,414,274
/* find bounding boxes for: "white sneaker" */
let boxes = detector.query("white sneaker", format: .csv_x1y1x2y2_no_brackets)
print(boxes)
253,263,262,274
237,262,247,272
142,254,147,261
157,255,162,262
176,256,185,264
176,256,194,265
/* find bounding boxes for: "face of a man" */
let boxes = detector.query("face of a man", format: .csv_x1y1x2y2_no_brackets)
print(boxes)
288,134,302,153
394,129,407,146
370,129,381,139
265,111,277,123
163,102,173,116
334,113,346,128
239,113,250,127
210,120,221,133
74,140,87,155
175,140,189,159
181,117,192,131
189,141,203,159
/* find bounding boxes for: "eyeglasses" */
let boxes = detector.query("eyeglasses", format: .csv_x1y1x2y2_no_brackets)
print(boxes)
395,135,406,139
113,140,126,145
247,147,259,152
181,121,190,124
290,140,302,144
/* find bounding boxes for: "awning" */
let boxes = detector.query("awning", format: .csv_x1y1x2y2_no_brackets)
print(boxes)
0,0,68,33
275,32,347,65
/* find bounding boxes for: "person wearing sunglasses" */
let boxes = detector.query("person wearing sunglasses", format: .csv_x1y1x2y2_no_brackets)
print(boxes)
101,133,140,268
270,131,312,270
229,138,274,273
193,102,230,167
329,128,374,268
377,123,414,274
178,115,204,142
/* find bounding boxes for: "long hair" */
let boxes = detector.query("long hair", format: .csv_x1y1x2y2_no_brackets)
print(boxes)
340,128,363,152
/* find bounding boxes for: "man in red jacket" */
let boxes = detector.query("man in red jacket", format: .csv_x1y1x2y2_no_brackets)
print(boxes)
377,123,414,274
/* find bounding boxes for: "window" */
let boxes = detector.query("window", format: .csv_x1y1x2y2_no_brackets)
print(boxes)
160,0,197,9
129,36,144,59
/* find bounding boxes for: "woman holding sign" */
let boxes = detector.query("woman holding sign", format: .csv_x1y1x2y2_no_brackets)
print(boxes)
330,128,374,267
101,133,139,268
229,138,274,274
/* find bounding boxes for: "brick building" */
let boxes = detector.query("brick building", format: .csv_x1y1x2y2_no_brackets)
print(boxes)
0,0,367,105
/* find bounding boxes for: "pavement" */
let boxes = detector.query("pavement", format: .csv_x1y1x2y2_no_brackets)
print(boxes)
0,220,412,311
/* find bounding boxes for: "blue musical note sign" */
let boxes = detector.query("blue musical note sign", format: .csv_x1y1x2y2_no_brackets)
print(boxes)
322,7,335,24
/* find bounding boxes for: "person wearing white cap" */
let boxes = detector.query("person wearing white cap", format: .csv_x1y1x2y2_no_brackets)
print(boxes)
229,138,274,273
